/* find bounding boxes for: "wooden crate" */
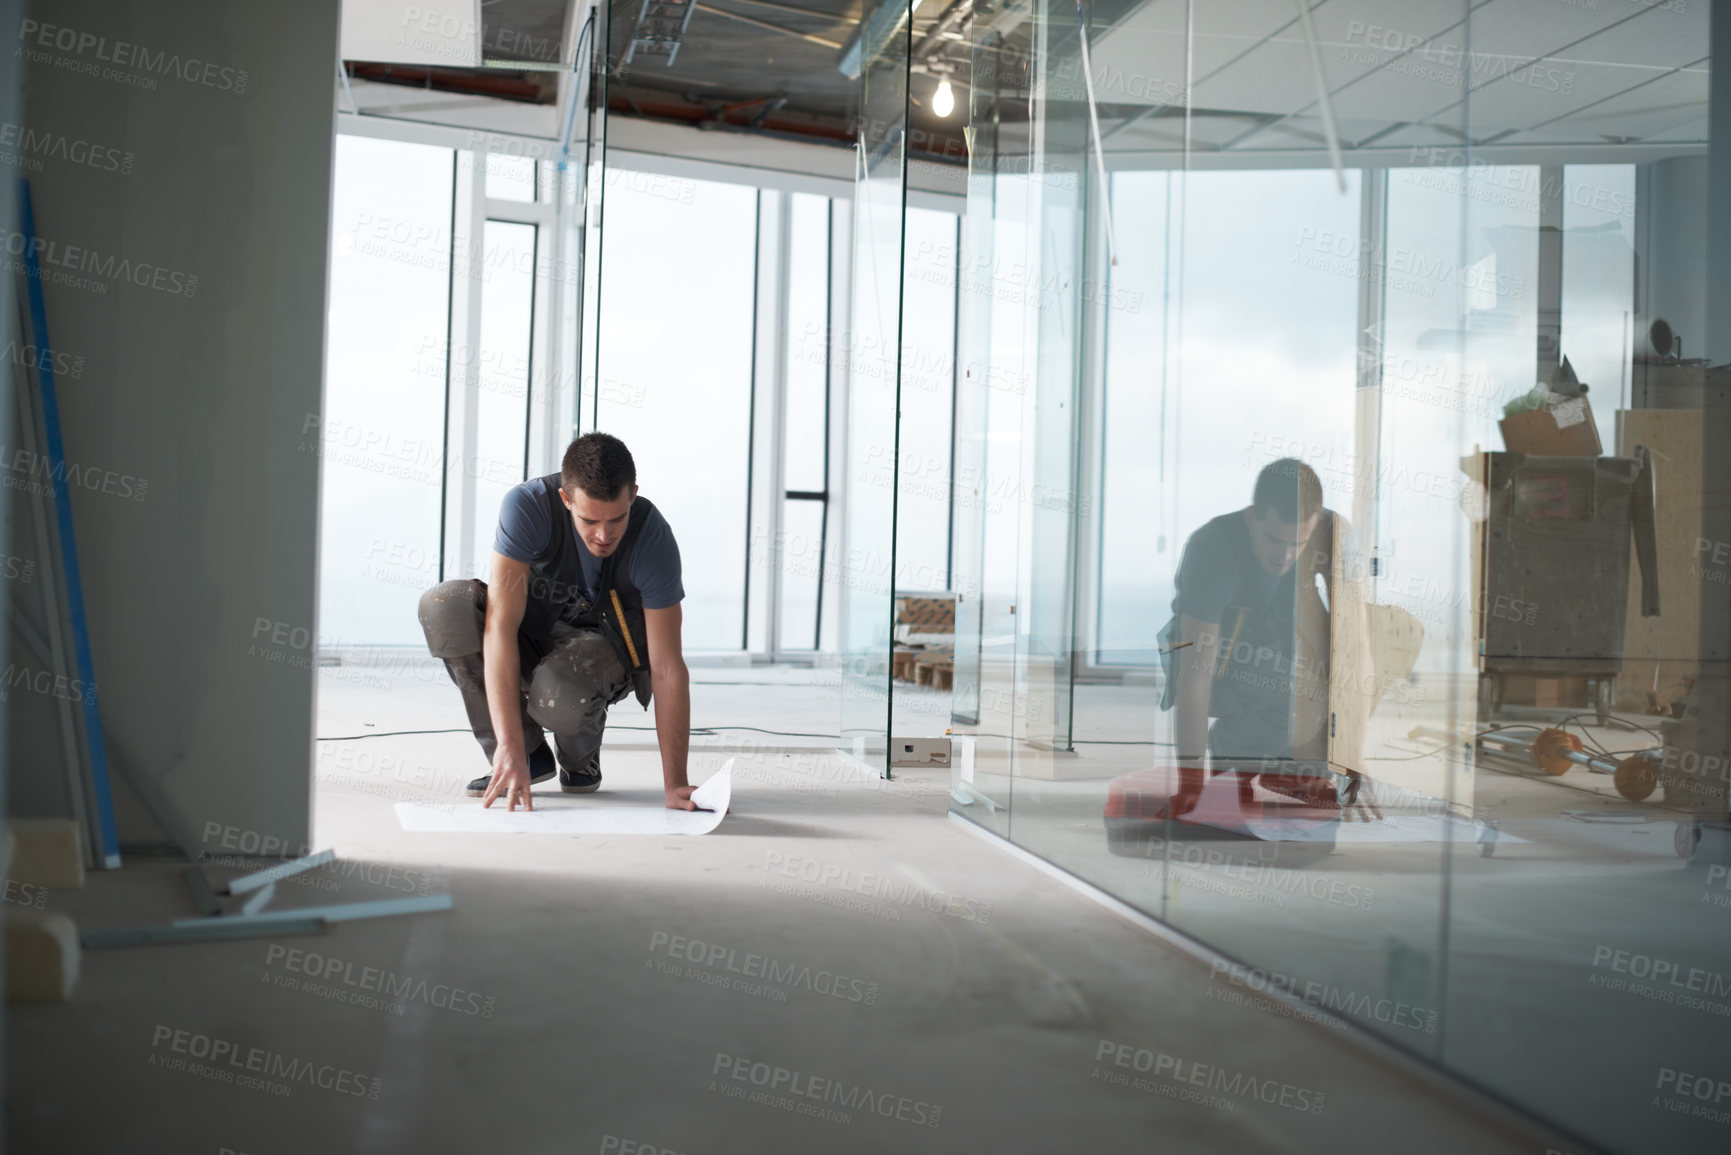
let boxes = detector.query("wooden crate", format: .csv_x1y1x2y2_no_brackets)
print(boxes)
1499,674,1592,709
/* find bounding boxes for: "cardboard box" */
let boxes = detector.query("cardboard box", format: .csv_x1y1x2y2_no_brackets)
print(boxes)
5,819,84,890
1499,397,1602,455
895,596,955,631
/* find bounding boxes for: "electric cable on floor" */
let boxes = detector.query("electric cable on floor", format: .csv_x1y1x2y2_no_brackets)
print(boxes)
1367,723,1542,764
317,728,473,741
1369,714,1663,765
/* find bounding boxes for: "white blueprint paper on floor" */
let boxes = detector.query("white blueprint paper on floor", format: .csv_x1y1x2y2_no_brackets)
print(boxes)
1180,773,1522,844
394,760,733,835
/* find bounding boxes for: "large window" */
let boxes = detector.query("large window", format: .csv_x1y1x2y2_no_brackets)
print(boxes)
779,192,832,652
1095,170,1360,666
894,205,959,593
318,135,454,647
321,140,568,647
470,220,538,573
321,149,952,659
1378,163,1538,675
1561,164,1637,451
1095,170,1170,666
594,173,758,650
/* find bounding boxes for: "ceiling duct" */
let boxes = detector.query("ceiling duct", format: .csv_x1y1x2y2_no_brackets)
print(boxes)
342,0,579,72
341,0,484,67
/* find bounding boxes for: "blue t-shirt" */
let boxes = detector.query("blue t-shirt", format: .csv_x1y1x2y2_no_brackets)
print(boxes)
1172,508,1332,761
493,478,685,610
1173,510,1283,628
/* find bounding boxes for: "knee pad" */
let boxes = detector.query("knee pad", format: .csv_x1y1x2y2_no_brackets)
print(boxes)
527,632,627,732
419,580,484,658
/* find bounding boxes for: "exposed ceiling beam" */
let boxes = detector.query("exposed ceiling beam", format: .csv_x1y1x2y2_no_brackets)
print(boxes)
692,2,844,49
725,0,857,22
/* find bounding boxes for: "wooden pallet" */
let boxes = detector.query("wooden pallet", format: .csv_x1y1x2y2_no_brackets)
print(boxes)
913,656,954,691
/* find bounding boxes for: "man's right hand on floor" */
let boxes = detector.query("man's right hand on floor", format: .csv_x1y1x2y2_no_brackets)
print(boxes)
1154,788,1203,823
481,748,535,811
1154,762,1207,822
664,784,705,812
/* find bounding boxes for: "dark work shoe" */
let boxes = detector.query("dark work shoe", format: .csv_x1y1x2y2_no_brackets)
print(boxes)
464,745,556,797
560,754,602,794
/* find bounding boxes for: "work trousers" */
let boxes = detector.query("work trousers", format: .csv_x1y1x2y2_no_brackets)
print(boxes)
417,579,633,772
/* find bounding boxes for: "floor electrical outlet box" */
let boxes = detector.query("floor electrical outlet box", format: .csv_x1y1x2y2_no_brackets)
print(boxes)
891,737,951,767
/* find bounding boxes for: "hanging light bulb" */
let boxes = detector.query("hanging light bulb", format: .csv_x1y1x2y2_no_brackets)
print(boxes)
932,78,955,118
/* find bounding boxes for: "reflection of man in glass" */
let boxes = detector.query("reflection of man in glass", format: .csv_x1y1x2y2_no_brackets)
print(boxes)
1167,457,1365,818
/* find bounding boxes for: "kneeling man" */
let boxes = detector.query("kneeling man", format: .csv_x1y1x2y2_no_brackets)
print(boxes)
418,432,699,810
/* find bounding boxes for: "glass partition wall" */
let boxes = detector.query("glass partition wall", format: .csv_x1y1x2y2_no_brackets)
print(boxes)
939,2,1726,1152
838,2,912,771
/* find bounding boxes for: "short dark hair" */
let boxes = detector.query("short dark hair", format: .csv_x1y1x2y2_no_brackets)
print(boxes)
561,432,636,501
1252,457,1323,524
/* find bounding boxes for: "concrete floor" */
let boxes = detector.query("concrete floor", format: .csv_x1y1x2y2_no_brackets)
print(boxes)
9,658,1570,1154
953,680,1728,1155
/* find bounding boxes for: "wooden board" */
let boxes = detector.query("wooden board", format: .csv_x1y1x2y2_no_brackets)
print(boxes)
1326,513,1425,776
1617,409,1703,711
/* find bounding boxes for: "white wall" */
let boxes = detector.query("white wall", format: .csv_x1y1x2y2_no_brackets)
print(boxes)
13,0,340,853
0,0,21,1092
